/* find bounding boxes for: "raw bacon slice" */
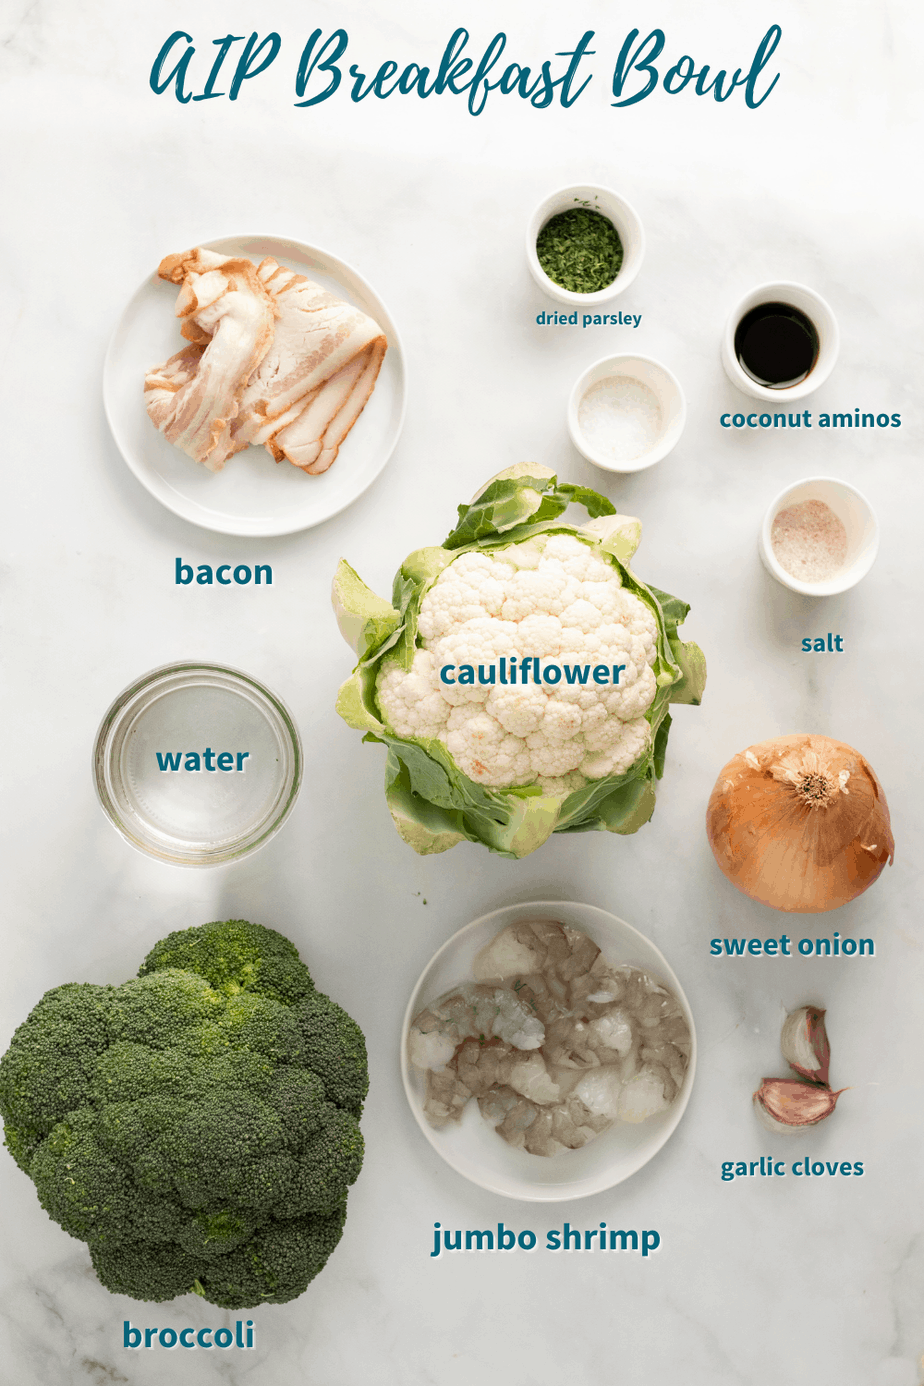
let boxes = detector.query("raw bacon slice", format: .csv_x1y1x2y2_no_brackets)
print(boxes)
144,249,275,470
229,258,387,473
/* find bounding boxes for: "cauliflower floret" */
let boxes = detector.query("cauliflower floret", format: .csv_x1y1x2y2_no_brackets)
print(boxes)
500,565,574,623
524,734,585,779
582,716,633,753
377,650,452,739
542,534,610,581
537,771,587,797
540,535,587,561
553,681,607,712
540,698,583,741
603,663,657,720
613,591,659,666
560,599,604,633
486,685,547,737
597,623,645,658
576,580,623,616
446,704,534,787
577,702,607,736
580,718,651,779
417,552,512,640
517,612,565,655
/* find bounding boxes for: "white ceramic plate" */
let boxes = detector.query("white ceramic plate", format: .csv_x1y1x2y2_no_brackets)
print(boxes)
401,900,696,1202
103,234,407,537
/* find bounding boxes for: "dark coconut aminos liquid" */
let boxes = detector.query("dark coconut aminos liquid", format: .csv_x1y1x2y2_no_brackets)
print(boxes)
734,302,819,388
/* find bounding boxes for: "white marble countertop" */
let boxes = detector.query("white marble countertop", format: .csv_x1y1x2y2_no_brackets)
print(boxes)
1,1,923,1382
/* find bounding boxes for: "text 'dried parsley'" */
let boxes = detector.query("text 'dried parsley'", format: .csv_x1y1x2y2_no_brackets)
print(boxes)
536,209,624,294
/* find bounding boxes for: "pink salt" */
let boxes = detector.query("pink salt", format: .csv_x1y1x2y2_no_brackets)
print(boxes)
771,499,848,583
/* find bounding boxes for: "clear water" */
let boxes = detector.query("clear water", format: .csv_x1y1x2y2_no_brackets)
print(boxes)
120,683,286,847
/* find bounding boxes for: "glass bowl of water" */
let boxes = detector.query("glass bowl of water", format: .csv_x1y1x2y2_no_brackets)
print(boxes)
93,662,302,866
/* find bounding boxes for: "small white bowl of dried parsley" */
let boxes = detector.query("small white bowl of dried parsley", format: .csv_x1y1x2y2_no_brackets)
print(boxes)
526,184,645,305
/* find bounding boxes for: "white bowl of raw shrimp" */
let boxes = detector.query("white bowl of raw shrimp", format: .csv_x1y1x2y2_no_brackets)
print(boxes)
400,900,696,1202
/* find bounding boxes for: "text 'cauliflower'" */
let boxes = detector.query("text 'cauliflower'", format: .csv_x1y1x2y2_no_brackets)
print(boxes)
334,466,706,859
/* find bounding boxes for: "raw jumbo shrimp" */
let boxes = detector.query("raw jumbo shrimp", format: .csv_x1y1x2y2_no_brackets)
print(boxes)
408,920,691,1158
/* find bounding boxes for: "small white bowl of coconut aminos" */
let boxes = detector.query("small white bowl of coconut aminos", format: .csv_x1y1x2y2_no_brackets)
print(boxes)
568,354,686,474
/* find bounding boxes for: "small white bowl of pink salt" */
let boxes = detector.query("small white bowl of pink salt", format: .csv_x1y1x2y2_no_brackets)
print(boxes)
759,477,879,596
568,354,686,474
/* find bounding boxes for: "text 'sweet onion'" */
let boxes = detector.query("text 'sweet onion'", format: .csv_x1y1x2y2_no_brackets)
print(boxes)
705,734,893,913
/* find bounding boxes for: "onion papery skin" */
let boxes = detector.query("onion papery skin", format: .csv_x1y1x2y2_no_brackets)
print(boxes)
706,734,894,913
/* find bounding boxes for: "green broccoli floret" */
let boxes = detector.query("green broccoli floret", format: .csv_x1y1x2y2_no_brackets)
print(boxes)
294,991,370,1119
89,1238,203,1304
0,983,115,1171
30,1107,187,1249
138,918,315,1005
89,1204,349,1310
196,1205,349,1310
0,920,368,1310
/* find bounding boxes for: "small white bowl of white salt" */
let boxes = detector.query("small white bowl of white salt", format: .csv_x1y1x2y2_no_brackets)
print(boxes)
759,476,879,596
568,354,686,473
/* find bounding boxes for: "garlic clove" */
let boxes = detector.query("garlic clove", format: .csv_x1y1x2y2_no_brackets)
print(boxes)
780,1005,831,1086
753,1078,843,1134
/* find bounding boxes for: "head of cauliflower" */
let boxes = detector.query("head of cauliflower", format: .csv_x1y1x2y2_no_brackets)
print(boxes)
375,534,659,797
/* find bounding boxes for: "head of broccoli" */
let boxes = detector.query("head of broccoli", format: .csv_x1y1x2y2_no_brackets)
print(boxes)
0,919,368,1310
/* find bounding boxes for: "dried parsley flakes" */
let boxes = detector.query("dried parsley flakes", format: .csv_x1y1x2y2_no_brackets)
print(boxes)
536,208,623,294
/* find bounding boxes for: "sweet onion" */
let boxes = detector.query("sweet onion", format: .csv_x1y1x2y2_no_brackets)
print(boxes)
705,734,894,913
